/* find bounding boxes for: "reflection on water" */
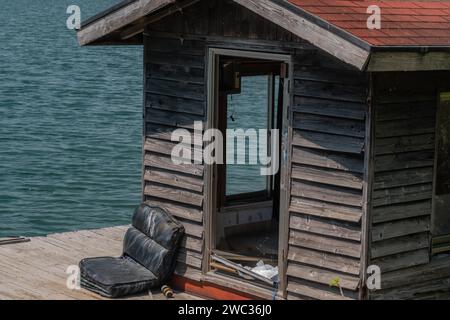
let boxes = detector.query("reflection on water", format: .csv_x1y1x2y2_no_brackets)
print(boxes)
0,0,142,237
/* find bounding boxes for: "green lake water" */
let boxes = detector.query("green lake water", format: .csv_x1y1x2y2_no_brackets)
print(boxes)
0,0,142,237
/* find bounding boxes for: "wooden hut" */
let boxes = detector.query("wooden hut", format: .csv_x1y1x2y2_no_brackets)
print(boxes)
77,0,450,300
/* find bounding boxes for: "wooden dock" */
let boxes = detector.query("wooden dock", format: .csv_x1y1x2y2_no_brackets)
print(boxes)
0,226,201,300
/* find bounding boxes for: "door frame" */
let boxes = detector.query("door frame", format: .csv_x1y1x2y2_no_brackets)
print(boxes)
431,89,450,254
203,47,293,298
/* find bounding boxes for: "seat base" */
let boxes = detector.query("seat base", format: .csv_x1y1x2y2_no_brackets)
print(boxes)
80,257,158,298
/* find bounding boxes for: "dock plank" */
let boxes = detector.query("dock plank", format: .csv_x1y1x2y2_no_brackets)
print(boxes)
0,226,201,300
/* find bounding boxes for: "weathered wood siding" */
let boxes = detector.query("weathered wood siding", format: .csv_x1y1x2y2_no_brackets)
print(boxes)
142,0,369,298
143,33,206,277
142,0,307,282
287,52,368,300
369,72,450,300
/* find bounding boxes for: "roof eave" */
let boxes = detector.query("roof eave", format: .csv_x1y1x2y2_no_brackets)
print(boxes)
367,47,450,72
77,0,177,46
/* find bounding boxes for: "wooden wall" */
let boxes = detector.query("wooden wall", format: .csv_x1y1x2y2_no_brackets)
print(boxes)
143,33,206,279
142,0,308,283
287,52,368,300
143,0,369,299
369,72,450,300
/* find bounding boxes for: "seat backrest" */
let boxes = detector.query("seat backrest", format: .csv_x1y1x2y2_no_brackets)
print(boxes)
123,205,185,281
132,204,185,251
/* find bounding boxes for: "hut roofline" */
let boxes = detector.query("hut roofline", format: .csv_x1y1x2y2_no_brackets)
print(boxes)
77,0,450,71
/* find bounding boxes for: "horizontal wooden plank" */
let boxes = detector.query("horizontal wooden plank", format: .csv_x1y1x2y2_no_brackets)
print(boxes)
375,117,436,138
294,113,365,138
146,124,204,147
371,248,430,273
379,256,450,290
178,249,203,269
375,150,434,172
372,216,430,243
290,214,361,242
376,94,436,105
147,123,184,143
146,78,205,101
144,138,203,162
369,51,450,72
291,180,362,207
293,130,364,155
289,230,361,258
292,49,358,71
176,218,204,239
287,263,360,291
373,167,434,190
372,200,432,224
146,93,205,116
290,197,362,223
144,183,203,208
376,100,436,122
175,262,203,282
292,164,363,190
145,198,203,223
147,62,204,84
181,235,203,253
287,279,355,300
294,66,367,86
374,133,435,156
370,278,450,300
373,73,436,96
144,154,204,177
146,108,204,130
292,147,364,174
287,293,309,300
372,183,433,207
147,51,205,68
146,37,205,56
294,80,366,103
288,246,360,275
144,167,204,193
293,96,366,121
370,232,429,259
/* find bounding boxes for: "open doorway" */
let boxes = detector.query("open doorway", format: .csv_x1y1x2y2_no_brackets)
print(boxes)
206,49,291,289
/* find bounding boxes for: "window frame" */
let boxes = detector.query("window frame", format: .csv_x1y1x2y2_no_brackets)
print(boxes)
431,90,450,255
223,74,278,206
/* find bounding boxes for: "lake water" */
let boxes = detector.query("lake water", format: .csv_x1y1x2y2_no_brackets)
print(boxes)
0,0,142,237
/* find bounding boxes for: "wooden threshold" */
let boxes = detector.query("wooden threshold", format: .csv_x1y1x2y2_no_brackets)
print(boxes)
172,269,282,301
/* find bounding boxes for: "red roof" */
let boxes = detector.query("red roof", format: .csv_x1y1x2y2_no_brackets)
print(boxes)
288,0,450,46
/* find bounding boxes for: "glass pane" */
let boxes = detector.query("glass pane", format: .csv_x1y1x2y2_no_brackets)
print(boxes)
434,92,450,236
226,76,269,196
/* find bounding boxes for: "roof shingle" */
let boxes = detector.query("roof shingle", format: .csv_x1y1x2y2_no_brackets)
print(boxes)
287,0,450,46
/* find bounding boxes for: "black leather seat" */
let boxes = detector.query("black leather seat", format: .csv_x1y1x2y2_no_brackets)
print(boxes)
79,205,185,298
